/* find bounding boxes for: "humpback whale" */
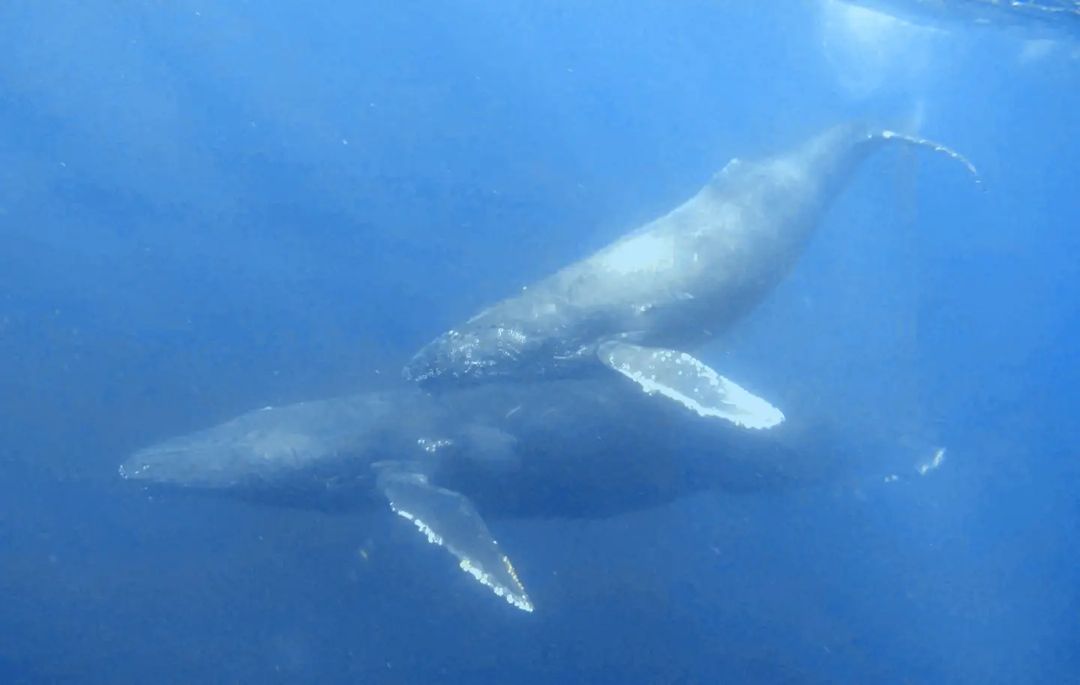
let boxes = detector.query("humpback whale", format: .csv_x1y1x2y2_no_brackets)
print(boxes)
834,0,1080,38
404,123,977,428
120,378,855,613
120,124,959,612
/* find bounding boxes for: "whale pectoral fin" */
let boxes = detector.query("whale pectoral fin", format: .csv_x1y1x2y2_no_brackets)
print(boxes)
598,342,785,430
374,462,533,612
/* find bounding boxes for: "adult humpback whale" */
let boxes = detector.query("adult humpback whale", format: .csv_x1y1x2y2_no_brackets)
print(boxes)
835,0,1080,37
404,123,977,428
120,378,863,613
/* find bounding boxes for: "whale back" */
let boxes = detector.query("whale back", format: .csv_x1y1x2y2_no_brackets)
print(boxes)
404,123,977,388
405,124,890,386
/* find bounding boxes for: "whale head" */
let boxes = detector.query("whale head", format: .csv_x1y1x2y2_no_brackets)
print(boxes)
119,431,289,489
120,437,242,489
119,411,335,489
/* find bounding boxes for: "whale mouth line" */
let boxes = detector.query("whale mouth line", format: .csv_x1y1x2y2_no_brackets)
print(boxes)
119,444,193,480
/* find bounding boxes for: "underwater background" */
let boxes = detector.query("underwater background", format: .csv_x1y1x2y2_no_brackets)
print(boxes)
0,1,1077,682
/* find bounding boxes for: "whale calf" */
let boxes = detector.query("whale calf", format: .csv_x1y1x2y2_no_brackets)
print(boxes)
404,123,977,428
121,378,856,612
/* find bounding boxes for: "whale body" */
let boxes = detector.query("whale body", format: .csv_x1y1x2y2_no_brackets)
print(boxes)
404,124,976,429
120,378,847,613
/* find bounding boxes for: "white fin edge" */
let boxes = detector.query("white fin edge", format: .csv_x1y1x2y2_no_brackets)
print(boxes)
391,507,534,613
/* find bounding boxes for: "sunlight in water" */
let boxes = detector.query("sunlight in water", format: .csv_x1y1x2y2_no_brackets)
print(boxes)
597,232,676,275
819,0,941,98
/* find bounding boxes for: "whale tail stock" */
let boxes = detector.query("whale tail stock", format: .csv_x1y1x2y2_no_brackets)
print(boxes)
797,121,982,206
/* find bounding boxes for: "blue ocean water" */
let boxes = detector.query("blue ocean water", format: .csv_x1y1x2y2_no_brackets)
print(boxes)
1,1,1077,682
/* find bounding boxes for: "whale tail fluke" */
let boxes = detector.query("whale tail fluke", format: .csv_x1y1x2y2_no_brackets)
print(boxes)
877,129,983,187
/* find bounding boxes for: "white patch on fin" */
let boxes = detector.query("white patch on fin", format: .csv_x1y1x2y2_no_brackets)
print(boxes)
391,506,533,612
916,447,946,476
599,342,784,430
457,556,532,613
394,507,445,546
376,465,533,613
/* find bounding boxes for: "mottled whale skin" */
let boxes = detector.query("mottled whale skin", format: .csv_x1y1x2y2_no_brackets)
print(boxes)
404,124,975,428
120,377,848,613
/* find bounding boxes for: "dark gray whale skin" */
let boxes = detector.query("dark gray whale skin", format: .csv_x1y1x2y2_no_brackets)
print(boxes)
121,376,839,521
121,377,859,612
403,124,975,391
122,370,939,614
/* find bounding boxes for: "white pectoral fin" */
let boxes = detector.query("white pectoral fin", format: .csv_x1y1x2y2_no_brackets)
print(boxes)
598,342,785,430
374,462,533,612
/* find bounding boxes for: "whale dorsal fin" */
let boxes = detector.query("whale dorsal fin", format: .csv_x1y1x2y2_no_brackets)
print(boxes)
374,461,533,612
598,342,784,430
